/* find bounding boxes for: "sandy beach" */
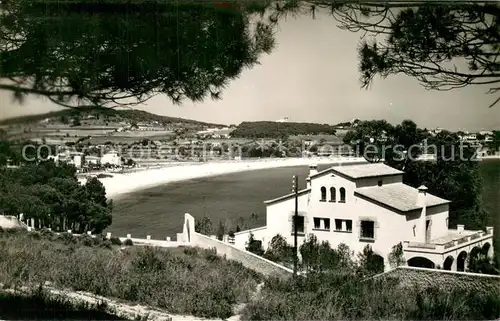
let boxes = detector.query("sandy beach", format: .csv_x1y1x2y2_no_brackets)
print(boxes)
84,157,366,199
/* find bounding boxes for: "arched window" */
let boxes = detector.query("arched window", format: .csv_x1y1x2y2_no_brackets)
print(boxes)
339,187,346,202
330,187,336,202
320,186,327,201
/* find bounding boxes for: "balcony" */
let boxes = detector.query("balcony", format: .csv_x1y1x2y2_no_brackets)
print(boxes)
403,226,493,255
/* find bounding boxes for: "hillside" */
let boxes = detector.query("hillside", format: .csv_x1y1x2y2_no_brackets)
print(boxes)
0,107,225,128
230,121,337,139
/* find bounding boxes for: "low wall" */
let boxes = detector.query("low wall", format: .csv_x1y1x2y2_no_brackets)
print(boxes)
183,213,292,278
373,266,500,296
16,226,186,248
193,232,292,278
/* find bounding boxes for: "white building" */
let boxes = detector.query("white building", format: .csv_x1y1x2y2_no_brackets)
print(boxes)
101,151,121,166
51,151,84,168
84,155,101,165
234,162,493,271
276,117,289,123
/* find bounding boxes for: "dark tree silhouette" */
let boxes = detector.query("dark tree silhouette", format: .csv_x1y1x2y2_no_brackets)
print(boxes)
270,1,500,107
0,1,274,108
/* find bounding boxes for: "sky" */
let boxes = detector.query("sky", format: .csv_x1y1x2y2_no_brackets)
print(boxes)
1,9,499,132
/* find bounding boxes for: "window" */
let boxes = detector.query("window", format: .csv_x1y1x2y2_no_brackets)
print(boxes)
335,219,342,231
320,186,327,201
377,180,383,186
313,218,330,230
292,216,305,234
324,218,331,230
345,220,352,232
360,220,375,239
314,217,321,229
330,187,336,202
339,187,346,202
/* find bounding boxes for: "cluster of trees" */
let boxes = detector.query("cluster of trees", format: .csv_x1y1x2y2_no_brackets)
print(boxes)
230,121,337,139
246,233,403,277
0,141,113,233
248,233,498,276
194,213,260,239
344,120,488,231
486,131,500,152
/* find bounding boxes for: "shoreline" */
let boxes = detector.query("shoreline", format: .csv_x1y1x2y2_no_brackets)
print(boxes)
87,157,366,199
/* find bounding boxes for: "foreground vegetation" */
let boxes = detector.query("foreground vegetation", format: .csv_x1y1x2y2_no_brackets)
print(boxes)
0,229,261,319
0,287,125,320
2,227,500,320
242,272,500,320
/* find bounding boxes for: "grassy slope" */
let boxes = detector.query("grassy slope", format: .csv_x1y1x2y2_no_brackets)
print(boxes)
242,272,500,320
0,290,126,320
0,230,261,319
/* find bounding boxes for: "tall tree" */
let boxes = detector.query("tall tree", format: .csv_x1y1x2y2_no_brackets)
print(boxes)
0,1,274,108
270,1,500,107
345,121,487,230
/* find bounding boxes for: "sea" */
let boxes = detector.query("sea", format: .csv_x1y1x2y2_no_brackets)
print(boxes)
109,159,500,239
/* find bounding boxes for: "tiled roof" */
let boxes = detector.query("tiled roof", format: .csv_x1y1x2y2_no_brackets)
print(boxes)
331,162,403,179
355,184,450,212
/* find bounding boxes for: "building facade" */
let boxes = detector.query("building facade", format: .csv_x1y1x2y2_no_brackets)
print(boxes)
234,161,493,271
101,151,122,166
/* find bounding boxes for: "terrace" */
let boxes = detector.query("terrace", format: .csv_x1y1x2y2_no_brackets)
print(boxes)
403,225,493,271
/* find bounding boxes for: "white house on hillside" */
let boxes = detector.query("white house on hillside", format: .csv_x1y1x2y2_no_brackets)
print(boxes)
234,161,493,272
101,151,121,166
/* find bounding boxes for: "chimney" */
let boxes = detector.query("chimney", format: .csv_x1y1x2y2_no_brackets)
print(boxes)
309,164,318,177
417,185,428,206
417,185,428,243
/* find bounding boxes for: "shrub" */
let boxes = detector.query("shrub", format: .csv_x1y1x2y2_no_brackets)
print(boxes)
183,247,198,256
203,247,220,263
388,242,406,268
109,237,122,245
123,239,133,246
245,233,264,256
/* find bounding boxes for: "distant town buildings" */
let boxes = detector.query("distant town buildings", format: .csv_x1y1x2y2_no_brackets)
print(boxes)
276,117,289,123
50,151,84,168
101,151,122,166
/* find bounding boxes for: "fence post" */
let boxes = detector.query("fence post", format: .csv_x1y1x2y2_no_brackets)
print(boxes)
146,235,151,240
67,230,72,234
106,232,112,239
166,237,171,241
127,234,131,239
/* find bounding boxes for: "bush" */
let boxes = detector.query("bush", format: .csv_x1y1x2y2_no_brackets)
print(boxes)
245,233,264,256
109,237,122,245
183,247,198,256
123,239,133,246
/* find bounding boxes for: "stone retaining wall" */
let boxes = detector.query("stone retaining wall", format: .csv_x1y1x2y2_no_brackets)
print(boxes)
374,266,500,296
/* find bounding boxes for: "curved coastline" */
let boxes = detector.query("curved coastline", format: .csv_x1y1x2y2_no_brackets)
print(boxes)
87,157,366,199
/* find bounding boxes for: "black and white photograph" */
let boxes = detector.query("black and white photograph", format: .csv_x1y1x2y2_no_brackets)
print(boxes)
0,0,499,320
